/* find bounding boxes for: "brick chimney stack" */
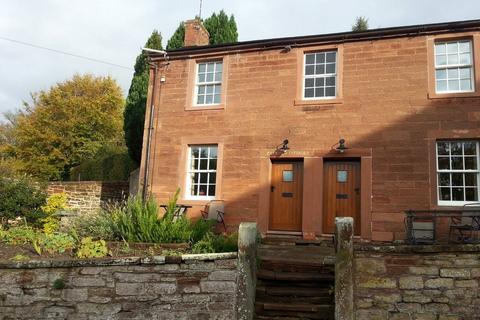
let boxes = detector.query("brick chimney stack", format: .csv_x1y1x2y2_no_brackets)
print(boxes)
184,18,210,47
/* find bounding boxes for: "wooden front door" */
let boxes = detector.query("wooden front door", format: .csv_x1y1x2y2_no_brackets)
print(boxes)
323,161,361,235
269,161,303,232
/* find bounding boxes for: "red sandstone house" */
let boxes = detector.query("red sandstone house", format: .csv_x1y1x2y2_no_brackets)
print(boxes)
138,19,480,242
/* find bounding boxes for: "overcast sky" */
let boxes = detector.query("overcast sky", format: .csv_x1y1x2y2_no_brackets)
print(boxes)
1,0,479,121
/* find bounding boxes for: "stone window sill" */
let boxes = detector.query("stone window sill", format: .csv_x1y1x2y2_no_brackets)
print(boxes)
185,104,225,111
294,98,343,106
428,91,480,99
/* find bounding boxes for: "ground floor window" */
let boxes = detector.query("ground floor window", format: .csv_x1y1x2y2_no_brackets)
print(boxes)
186,145,218,199
436,140,479,205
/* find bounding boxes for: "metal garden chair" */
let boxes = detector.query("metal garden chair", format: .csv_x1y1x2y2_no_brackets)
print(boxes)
200,200,226,232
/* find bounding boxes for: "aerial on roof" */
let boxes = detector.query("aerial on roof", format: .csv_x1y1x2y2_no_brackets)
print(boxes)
151,19,480,59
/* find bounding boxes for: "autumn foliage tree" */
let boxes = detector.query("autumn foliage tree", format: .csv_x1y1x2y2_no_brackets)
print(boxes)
4,74,124,180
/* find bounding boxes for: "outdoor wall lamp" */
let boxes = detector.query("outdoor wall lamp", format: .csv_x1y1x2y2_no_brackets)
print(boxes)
335,138,349,153
278,139,290,153
282,45,292,53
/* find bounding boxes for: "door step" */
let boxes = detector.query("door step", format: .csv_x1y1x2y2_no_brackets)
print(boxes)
261,236,334,247
256,285,333,298
255,302,334,320
257,270,334,282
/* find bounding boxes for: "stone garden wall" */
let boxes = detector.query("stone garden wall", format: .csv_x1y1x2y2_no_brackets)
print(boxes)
0,253,237,319
354,245,480,320
47,181,129,214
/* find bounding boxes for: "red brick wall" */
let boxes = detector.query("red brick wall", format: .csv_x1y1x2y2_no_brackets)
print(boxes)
144,32,480,241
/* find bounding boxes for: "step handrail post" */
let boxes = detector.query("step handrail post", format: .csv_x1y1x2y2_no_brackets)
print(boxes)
236,222,258,320
335,217,354,320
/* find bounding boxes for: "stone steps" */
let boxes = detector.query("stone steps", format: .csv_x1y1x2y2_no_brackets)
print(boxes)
254,239,335,320
256,285,333,298
257,270,334,282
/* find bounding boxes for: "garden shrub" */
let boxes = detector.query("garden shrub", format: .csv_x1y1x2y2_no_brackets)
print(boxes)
109,189,213,244
191,232,239,254
190,219,216,243
69,211,116,240
0,225,37,245
41,193,68,234
76,237,109,258
111,196,160,242
0,224,75,255
191,232,216,254
39,233,75,254
0,177,47,226
69,145,136,181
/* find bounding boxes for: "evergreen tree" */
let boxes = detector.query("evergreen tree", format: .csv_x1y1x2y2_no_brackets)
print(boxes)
123,30,163,165
166,23,185,50
166,10,238,50
204,10,238,45
352,16,369,32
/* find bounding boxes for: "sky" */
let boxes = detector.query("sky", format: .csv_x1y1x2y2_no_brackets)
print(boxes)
0,0,479,121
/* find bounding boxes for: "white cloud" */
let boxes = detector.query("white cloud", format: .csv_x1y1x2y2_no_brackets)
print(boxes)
0,0,479,120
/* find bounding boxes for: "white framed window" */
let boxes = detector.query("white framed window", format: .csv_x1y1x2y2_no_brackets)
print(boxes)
436,141,480,206
434,40,474,93
303,51,337,99
195,61,222,105
186,145,218,199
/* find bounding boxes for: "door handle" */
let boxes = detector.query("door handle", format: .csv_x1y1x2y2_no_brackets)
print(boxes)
355,188,360,194
271,186,275,192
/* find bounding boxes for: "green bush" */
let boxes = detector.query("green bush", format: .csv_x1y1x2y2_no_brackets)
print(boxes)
76,237,109,258
109,190,213,244
41,193,68,234
191,233,216,254
69,211,117,241
69,145,136,181
190,219,216,243
0,225,76,255
40,233,76,254
0,177,47,226
0,224,37,245
191,232,238,254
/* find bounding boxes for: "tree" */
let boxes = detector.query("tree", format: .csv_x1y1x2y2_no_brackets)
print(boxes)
5,74,124,180
352,16,369,32
166,23,185,50
204,10,238,45
124,30,163,165
0,118,19,177
166,10,238,50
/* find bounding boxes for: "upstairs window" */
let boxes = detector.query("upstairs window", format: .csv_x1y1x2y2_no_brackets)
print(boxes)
303,51,337,99
196,61,222,105
186,145,218,199
437,141,479,205
434,40,474,93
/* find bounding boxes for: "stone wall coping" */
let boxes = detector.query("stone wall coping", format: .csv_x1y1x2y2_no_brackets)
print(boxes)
48,181,128,185
0,252,237,269
182,252,238,261
354,243,480,253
